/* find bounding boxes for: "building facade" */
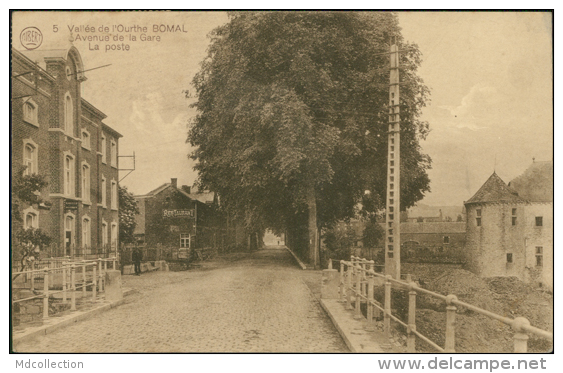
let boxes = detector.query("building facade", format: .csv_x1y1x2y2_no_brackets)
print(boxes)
12,46,122,258
464,162,553,290
133,178,228,257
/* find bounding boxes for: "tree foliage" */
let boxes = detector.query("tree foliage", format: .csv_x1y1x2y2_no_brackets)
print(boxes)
12,166,51,274
118,185,139,244
188,12,431,263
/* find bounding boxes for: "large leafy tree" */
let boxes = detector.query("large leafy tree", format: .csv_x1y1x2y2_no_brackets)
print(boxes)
118,186,139,244
12,166,51,275
188,12,430,267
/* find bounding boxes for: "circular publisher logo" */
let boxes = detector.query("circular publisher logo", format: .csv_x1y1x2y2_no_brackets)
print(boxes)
20,27,43,50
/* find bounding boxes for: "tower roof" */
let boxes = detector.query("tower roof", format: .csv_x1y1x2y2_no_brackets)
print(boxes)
508,161,553,203
465,172,525,205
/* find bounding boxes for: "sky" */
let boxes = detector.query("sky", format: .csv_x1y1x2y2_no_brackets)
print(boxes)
11,11,553,206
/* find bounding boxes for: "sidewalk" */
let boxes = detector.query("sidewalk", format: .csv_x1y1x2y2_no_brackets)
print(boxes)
12,288,136,348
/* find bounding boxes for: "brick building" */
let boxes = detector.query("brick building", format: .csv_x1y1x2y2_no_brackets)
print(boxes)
464,162,553,290
400,221,466,260
12,45,122,257
133,178,231,257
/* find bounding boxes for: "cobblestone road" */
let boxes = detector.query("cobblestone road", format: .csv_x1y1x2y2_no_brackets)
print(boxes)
15,247,348,352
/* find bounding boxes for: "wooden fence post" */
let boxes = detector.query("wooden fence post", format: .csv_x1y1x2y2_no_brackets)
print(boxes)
82,263,86,298
346,262,353,310
366,273,375,331
512,317,530,353
445,294,458,352
354,262,362,319
339,261,345,302
384,275,392,340
98,259,103,292
42,269,49,321
407,274,417,353
92,264,97,301
70,265,76,311
62,266,67,303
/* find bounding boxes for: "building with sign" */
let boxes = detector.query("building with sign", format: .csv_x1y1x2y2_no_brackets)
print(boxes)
133,178,235,257
12,44,122,257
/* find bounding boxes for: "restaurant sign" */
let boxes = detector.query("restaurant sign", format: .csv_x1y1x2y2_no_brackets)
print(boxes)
163,209,195,218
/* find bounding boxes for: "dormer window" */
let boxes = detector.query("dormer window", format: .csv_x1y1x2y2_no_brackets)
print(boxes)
23,99,38,126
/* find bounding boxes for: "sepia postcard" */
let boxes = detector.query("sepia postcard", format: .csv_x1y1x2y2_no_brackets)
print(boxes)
10,10,553,361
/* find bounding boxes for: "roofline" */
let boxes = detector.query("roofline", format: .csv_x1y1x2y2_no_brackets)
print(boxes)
101,122,123,138
81,98,107,120
11,48,55,82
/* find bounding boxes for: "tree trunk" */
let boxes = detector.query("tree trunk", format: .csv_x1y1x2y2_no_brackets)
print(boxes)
306,180,319,269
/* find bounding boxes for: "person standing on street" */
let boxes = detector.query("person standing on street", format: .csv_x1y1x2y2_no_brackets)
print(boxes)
133,247,142,276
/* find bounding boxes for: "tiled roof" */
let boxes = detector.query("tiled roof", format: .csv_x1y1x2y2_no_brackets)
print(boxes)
465,172,525,204
400,222,466,234
178,189,215,204
134,183,171,198
508,161,553,203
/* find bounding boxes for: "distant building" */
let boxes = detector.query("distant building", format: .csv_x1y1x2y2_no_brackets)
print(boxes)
401,221,466,262
12,46,121,258
133,178,237,257
405,204,465,223
464,162,553,290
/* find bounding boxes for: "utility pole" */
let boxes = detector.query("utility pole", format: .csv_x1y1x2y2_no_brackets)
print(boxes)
385,37,401,280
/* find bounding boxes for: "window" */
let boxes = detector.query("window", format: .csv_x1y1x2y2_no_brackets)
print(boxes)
64,154,75,196
512,208,517,215
101,176,107,207
507,253,513,263
443,236,450,244
81,162,90,203
512,217,517,226
110,140,117,168
476,209,482,216
101,221,108,248
535,217,543,227
111,223,118,250
180,234,190,248
82,217,91,248
101,134,107,164
23,99,38,126
24,208,38,229
476,217,481,226
111,181,117,210
23,140,38,175
81,130,90,150
64,93,73,136
65,214,75,256
535,247,543,267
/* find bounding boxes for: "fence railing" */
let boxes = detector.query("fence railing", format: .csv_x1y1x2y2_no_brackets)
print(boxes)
12,257,118,322
338,255,553,353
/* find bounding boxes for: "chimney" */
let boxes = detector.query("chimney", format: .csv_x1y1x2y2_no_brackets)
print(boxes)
181,185,191,194
171,178,177,189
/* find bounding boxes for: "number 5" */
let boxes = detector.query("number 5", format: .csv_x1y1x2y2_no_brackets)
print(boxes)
53,25,58,33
